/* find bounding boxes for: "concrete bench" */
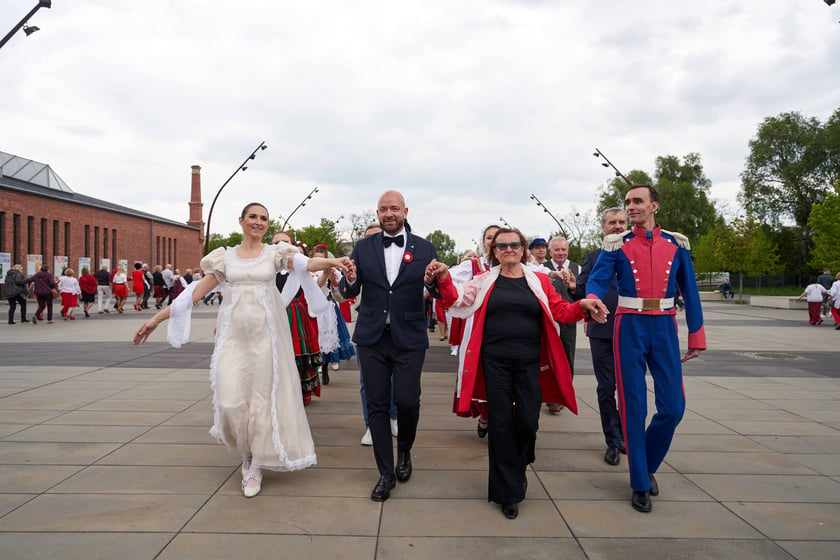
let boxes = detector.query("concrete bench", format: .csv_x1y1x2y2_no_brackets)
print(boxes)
749,296,808,310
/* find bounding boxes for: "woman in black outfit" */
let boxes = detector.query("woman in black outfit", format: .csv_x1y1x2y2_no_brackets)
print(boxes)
427,228,608,519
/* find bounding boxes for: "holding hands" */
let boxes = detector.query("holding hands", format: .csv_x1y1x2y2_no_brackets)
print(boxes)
580,298,609,324
424,259,449,283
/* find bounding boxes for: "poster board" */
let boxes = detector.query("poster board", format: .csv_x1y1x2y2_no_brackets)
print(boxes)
26,254,42,276
0,253,10,283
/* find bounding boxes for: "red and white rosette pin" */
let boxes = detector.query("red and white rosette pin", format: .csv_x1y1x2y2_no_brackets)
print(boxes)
403,252,413,263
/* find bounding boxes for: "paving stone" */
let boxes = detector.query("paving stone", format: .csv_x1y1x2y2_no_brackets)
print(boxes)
158,534,375,560
0,532,174,560
725,502,840,540
0,494,207,532
687,474,840,502
578,538,796,560
378,537,585,560
49,465,233,494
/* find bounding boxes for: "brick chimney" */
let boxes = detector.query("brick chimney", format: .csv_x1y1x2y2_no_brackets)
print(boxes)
188,165,205,243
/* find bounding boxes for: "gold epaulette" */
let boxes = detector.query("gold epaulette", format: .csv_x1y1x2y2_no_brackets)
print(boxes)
601,230,632,252
661,229,691,250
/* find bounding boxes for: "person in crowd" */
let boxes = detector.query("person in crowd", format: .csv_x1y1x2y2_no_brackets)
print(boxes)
169,272,187,301
5,264,29,324
162,264,174,304
152,265,167,309
543,236,580,414
95,264,113,314
354,223,398,446
448,224,500,438
192,269,203,283
134,202,351,498
528,237,548,266
131,262,146,312
141,264,153,309
112,264,129,314
425,227,608,519
338,190,439,503
202,290,223,305
272,230,325,406
183,269,194,285
571,208,628,466
78,267,98,318
586,184,705,513
817,268,834,317
57,267,82,321
797,277,827,325
313,244,356,381
719,278,734,299
829,272,840,330
26,264,57,324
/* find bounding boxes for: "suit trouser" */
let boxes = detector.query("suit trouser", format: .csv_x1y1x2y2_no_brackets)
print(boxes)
482,353,541,505
614,313,685,491
557,322,576,376
357,331,424,479
589,336,623,449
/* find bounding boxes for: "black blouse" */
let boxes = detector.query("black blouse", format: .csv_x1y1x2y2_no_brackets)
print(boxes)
481,275,542,361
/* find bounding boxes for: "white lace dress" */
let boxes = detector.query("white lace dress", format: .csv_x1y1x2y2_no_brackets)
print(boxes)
200,243,317,472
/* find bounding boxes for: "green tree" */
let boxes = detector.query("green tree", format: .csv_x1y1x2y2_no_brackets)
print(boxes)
739,111,830,228
596,154,721,243
290,218,343,255
205,231,243,253
692,230,725,281
426,230,457,266
653,153,721,241
808,181,840,272
596,170,653,212
716,216,783,296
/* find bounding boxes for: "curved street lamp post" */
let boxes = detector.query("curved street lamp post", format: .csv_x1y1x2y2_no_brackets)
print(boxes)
203,141,268,255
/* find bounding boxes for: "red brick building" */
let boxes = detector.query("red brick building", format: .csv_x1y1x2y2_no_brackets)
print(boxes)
0,151,205,282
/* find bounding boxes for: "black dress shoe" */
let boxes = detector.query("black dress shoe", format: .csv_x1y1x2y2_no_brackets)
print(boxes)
501,503,519,519
604,446,620,465
396,450,412,482
648,473,659,496
477,419,488,439
631,490,652,513
371,476,396,501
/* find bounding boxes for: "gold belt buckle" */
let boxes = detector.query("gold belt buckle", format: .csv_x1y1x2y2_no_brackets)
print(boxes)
641,298,660,311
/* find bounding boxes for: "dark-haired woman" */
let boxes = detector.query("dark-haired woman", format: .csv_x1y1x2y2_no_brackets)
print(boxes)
134,202,351,498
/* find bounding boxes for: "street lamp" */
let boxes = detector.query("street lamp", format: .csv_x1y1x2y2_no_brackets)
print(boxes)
281,186,320,231
499,216,511,228
0,0,51,51
203,141,268,255
592,148,632,186
529,193,569,238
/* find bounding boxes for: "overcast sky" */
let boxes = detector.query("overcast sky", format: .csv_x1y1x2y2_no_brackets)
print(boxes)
3,1,839,251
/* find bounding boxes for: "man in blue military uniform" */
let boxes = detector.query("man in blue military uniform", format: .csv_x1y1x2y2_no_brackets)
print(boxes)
586,184,706,513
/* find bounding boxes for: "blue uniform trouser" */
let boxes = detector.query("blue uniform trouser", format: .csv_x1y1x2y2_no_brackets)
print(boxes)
614,313,685,491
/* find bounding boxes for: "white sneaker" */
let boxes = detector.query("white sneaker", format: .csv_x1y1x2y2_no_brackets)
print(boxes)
390,418,399,437
330,362,339,371
450,346,459,356
361,428,372,446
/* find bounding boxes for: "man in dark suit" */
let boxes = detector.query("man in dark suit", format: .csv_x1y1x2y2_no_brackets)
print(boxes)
573,208,627,465
544,236,580,413
339,190,439,502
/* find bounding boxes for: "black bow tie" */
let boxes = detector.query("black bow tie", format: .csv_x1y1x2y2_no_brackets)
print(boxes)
383,235,404,248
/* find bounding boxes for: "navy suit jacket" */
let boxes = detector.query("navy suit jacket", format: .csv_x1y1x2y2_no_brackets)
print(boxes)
339,232,439,350
576,248,618,339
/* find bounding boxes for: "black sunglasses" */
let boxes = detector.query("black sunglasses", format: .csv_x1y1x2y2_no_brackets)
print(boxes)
494,242,523,251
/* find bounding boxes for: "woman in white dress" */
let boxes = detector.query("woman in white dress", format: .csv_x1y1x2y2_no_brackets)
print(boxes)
134,202,352,497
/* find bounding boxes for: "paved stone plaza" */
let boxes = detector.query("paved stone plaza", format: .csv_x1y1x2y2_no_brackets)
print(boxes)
0,300,838,559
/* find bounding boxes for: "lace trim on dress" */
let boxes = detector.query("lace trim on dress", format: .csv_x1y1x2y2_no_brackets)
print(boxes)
208,283,237,448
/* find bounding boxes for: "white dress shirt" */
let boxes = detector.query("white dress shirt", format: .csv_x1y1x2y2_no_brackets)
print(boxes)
383,229,407,286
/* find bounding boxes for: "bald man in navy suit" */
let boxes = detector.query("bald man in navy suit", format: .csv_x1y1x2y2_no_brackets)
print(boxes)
339,190,439,502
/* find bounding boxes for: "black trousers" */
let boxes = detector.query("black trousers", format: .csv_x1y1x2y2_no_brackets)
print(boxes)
589,336,623,448
35,295,53,321
7,295,27,322
482,352,541,505
357,330,425,479
558,322,576,376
